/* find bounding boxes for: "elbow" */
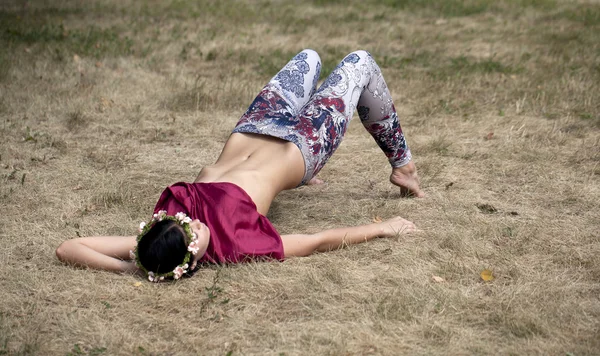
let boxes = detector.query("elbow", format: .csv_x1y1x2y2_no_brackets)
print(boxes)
55,240,71,263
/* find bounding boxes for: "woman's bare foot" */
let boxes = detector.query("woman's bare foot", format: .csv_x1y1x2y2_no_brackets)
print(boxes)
390,161,425,198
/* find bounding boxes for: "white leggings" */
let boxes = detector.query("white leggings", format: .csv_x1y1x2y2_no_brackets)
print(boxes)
233,49,412,184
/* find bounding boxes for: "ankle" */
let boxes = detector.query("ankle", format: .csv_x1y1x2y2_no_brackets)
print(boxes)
392,161,417,175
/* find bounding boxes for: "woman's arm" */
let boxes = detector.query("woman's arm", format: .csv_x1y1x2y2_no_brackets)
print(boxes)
280,216,417,258
55,236,139,273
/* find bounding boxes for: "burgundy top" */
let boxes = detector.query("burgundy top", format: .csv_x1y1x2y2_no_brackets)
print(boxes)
153,182,284,264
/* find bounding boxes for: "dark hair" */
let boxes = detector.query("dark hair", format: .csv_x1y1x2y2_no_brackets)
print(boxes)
137,219,188,274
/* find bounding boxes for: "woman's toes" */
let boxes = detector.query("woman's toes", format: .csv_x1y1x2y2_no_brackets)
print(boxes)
307,177,325,185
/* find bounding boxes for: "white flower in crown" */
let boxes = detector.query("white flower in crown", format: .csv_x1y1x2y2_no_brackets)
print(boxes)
173,267,184,279
188,240,200,255
148,271,156,282
129,250,136,260
153,210,167,221
174,212,186,221
173,263,189,280
182,217,192,224
138,221,146,232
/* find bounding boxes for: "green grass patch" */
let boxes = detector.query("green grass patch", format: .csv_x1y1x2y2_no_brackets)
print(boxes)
554,4,600,27
432,55,521,78
381,0,493,16
0,46,9,82
1,21,133,58
362,0,555,17
139,0,260,22
0,10,134,59
377,50,436,70
577,112,600,127
255,49,303,76
66,344,107,356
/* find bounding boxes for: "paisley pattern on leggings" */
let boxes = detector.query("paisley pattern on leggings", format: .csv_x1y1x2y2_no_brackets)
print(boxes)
233,49,412,185
274,51,310,99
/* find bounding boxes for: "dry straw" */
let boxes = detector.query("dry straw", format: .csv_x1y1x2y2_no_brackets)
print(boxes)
0,0,598,354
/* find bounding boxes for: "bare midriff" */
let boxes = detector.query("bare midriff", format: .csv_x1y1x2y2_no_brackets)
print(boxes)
194,133,305,215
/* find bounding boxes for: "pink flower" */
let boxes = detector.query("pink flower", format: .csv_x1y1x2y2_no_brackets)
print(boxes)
153,210,167,221
188,240,200,255
175,212,186,221
173,266,186,279
129,250,136,260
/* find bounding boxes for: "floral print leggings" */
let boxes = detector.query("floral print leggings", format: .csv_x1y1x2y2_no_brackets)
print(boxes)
232,49,412,185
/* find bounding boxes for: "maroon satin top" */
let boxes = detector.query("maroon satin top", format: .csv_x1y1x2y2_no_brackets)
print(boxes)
153,182,284,264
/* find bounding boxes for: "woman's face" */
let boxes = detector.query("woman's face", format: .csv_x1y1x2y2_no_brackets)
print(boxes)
189,219,210,269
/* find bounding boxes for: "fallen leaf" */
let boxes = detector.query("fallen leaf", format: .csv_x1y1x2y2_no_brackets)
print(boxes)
97,97,114,112
484,132,494,140
480,269,495,282
476,203,498,214
372,216,382,223
133,282,142,287
432,275,445,283
24,48,31,53
73,54,81,63
95,61,103,68
445,182,454,190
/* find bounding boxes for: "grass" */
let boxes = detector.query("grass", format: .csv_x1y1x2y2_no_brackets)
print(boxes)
1,17,134,58
1,0,599,355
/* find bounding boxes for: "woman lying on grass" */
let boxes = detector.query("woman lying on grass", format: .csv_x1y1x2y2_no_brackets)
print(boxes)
56,49,424,282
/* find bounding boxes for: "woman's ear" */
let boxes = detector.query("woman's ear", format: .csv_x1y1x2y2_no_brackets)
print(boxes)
188,221,210,270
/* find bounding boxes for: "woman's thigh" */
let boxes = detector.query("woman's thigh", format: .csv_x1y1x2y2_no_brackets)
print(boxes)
294,50,377,180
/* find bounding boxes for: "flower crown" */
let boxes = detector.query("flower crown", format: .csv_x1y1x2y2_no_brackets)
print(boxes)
130,210,201,282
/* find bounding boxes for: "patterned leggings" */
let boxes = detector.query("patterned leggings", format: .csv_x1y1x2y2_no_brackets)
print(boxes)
233,49,412,185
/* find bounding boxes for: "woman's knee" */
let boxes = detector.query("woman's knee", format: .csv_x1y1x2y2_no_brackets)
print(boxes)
299,48,321,67
343,50,370,63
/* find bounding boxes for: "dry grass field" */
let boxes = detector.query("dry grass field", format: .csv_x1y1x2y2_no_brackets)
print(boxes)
1,0,599,355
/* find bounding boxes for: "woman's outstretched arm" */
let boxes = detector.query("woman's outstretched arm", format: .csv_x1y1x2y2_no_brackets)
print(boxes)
280,216,417,258
56,236,138,273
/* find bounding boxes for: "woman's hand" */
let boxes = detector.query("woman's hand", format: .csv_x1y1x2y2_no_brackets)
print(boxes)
376,216,417,238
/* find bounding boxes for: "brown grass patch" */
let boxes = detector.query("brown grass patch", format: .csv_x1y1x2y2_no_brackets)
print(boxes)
1,0,599,355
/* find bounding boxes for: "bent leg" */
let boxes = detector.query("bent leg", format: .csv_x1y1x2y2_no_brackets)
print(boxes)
297,50,423,196
233,49,321,133
353,53,423,197
355,56,411,168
